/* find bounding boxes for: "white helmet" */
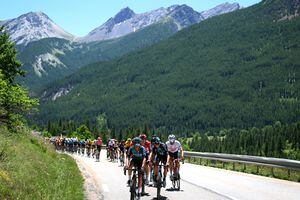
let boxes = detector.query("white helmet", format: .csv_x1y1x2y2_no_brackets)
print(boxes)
168,134,176,144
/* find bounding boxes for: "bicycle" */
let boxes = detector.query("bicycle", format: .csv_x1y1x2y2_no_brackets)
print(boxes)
125,167,143,200
86,146,91,157
155,162,166,199
119,151,125,166
110,147,115,162
95,146,101,162
170,158,184,190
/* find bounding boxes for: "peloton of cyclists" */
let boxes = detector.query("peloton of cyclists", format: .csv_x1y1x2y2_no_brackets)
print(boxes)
124,134,184,189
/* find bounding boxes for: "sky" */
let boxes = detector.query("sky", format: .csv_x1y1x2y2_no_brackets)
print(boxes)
0,0,261,37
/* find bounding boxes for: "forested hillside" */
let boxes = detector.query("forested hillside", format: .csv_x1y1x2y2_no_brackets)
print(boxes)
38,0,300,133
17,19,178,92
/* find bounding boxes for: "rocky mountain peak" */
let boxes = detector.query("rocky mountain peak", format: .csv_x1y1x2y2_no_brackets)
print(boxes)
113,7,135,24
1,11,74,45
201,2,240,19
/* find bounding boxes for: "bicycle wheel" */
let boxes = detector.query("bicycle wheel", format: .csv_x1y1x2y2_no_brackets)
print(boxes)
176,179,180,190
110,150,115,161
130,174,137,200
172,176,176,189
156,174,161,198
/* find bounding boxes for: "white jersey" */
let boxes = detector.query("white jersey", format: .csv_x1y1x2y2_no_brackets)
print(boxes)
166,140,181,153
108,139,115,147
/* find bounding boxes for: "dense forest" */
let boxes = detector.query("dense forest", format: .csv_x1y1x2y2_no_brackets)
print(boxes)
37,0,300,134
187,121,300,160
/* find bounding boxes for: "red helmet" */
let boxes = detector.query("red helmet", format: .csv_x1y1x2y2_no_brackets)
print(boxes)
139,134,147,140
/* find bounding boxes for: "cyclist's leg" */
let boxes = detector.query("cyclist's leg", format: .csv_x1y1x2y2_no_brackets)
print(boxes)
162,156,168,187
169,153,174,175
163,156,168,179
174,151,180,175
144,153,150,184
136,161,143,196
127,159,134,185
153,156,159,182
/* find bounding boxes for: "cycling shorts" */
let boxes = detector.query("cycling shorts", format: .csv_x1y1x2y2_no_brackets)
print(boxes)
96,145,102,151
130,158,143,169
168,151,179,159
155,155,168,165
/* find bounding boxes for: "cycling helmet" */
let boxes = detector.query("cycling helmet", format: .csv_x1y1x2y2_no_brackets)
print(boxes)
132,137,142,144
140,134,147,140
168,134,176,144
153,137,161,144
127,138,132,141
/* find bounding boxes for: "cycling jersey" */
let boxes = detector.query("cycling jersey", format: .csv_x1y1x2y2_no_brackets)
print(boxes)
142,140,151,154
96,139,103,146
119,143,125,152
128,146,146,160
108,139,115,147
96,139,102,151
152,143,168,157
166,140,181,153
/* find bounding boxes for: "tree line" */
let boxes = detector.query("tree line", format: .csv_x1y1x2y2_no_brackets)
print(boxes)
186,121,300,160
41,115,300,160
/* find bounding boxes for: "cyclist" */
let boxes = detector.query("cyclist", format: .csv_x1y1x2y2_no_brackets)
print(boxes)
108,138,115,161
119,139,126,165
114,139,119,160
86,139,93,157
91,139,96,158
126,137,147,198
149,135,159,182
95,137,103,161
150,137,169,187
125,138,132,151
80,139,86,155
166,134,184,181
140,134,151,185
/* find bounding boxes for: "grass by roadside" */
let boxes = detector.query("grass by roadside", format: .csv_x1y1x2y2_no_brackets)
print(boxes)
0,126,84,200
186,157,300,182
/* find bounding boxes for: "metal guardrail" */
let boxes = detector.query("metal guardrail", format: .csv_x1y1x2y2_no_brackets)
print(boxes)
184,151,300,171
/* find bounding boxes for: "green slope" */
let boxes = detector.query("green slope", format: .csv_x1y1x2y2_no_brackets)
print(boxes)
17,19,178,92
38,0,300,133
0,127,84,199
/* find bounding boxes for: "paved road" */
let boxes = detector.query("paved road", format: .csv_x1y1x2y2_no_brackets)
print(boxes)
71,150,300,200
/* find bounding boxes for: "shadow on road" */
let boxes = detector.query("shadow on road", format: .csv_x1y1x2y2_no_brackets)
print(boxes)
166,188,183,192
151,196,168,200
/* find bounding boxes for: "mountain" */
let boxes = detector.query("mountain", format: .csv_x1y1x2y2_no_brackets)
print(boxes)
17,19,178,92
14,3,240,91
37,0,300,133
80,4,204,42
1,12,74,45
201,2,241,19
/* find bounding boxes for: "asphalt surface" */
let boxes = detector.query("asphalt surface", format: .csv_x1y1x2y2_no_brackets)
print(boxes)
71,150,300,200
